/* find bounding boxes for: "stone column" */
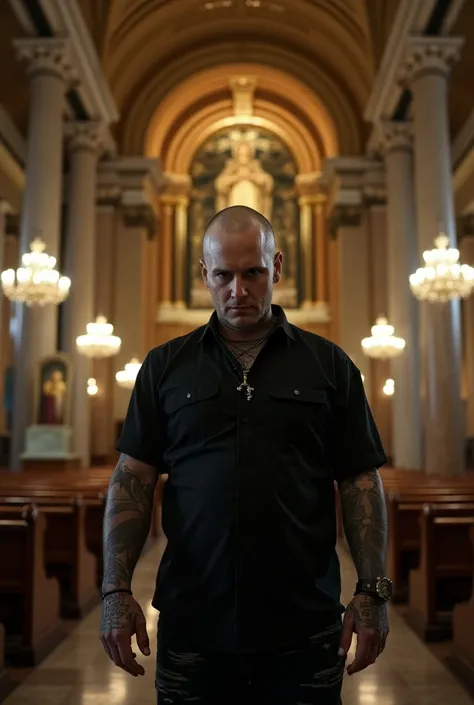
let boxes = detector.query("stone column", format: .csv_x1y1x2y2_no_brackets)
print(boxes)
299,197,314,306
174,197,189,308
459,216,474,465
380,121,422,469
160,203,174,305
313,196,327,303
61,122,104,467
10,38,74,469
402,37,464,475
91,168,121,463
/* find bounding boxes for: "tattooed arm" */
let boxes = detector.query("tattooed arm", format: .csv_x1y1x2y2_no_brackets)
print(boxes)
100,453,159,677
101,453,158,593
337,469,389,675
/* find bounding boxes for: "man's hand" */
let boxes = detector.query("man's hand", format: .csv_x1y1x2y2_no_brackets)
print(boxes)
338,594,389,675
100,592,150,677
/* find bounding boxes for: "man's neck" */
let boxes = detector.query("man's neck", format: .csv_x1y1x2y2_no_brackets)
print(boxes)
218,309,274,342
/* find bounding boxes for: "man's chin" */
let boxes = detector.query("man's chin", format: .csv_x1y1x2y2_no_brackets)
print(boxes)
225,307,259,326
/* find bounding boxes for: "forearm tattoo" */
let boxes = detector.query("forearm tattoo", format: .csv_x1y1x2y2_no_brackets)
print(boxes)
338,470,387,578
102,454,156,592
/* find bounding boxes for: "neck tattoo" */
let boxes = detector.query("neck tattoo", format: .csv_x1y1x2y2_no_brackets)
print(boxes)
219,317,276,401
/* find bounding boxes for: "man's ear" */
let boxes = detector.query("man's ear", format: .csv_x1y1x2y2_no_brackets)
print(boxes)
273,252,283,283
199,258,209,287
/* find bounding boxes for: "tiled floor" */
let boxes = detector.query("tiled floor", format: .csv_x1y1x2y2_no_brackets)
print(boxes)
2,539,473,705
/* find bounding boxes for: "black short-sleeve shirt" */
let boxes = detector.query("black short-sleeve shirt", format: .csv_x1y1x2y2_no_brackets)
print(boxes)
117,305,387,653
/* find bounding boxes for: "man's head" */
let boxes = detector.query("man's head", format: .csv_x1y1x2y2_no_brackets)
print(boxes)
200,206,283,333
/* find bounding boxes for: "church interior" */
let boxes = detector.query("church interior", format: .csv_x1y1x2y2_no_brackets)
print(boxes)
1,0,474,702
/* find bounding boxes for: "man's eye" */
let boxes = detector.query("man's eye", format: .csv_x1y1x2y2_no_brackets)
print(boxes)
247,270,260,277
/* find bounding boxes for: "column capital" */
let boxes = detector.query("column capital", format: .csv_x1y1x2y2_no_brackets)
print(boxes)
13,37,77,84
399,36,464,86
328,205,362,239
122,203,158,240
163,172,192,200
378,120,414,154
66,121,106,154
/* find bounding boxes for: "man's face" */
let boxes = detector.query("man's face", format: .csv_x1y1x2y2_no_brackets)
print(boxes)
200,223,282,331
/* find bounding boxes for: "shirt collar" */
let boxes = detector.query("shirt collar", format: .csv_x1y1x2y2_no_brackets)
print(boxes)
198,304,295,342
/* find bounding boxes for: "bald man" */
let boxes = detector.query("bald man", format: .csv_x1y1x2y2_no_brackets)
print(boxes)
100,206,390,705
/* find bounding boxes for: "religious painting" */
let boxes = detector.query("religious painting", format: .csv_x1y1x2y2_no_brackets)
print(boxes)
187,128,300,308
35,354,72,426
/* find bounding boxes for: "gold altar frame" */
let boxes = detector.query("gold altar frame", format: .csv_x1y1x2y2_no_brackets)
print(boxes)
34,353,73,427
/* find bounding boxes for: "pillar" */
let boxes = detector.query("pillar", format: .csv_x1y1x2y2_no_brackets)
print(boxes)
331,206,372,400
381,121,422,469
10,38,74,469
91,171,121,463
299,198,313,306
160,203,174,305
403,37,464,475
313,196,327,303
61,122,103,467
459,216,474,465
174,197,189,308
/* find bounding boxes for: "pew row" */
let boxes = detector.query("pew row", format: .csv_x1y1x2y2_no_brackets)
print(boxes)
406,504,474,641
0,506,64,666
450,524,474,692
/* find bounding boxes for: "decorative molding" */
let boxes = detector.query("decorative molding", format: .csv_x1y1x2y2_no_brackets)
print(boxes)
328,206,362,239
38,0,119,126
13,37,77,84
295,171,325,199
157,301,330,326
398,36,464,87
378,120,413,154
122,203,158,240
65,120,107,154
229,75,257,117
364,0,436,123
163,172,192,200
362,161,385,204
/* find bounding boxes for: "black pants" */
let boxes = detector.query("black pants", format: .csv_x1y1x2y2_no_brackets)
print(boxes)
156,619,344,704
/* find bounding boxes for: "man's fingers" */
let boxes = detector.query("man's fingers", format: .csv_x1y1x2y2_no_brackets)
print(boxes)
135,613,151,656
346,633,374,675
115,636,145,676
338,610,354,657
105,639,137,675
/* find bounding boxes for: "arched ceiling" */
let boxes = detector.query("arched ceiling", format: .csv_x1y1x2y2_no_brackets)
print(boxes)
78,0,392,156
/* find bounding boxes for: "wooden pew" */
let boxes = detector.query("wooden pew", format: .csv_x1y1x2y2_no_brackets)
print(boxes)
0,496,98,618
450,524,474,692
387,492,474,601
0,623,8,702
406,503,474,641
0,506,63,665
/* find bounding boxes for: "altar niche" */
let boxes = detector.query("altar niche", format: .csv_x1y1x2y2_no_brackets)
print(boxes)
187,128,301,309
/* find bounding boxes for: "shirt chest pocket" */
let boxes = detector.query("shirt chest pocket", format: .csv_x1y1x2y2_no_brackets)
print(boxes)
163,380,223,443
268,385,329,437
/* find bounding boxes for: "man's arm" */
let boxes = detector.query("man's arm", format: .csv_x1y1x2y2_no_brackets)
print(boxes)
101,453,159,593
337,469,389,675
338,468,387,579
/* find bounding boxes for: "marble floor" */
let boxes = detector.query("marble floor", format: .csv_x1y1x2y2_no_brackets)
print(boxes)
2,539,473,705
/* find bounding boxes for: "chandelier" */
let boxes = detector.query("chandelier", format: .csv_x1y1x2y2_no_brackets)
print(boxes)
383,378,395,396
87,377,98,396
361,317,405,359
409,234,474,302
116,358,142,389
76,316,121,358
1,237,70,306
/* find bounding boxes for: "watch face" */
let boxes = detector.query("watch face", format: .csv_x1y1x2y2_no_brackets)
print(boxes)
376,577,393,600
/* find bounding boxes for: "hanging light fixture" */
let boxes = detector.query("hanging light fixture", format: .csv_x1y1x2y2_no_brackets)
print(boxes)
87,377,99,396
116,358,142,389
76,316,121,358
1,237,70,306
383,378,395,396
409,233,474,302
361,317,405,359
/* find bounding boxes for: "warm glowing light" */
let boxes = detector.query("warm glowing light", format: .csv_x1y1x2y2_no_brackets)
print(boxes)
1,237,70,306
361,317,405,359
87,378,98,396
383,378,395,396
76,316,121,358
409,234,474,302
116,358,142,389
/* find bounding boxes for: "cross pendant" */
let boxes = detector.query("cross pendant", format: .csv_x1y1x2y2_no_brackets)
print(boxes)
237,371,254,401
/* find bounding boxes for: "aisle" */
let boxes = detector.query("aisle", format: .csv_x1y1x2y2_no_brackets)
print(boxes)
2,539,473,705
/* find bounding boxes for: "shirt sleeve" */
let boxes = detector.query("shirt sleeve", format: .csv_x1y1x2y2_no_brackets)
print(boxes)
329,348,388,482
116,349,164,469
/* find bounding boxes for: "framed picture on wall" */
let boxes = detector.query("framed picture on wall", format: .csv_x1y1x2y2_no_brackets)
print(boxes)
34,354,73,426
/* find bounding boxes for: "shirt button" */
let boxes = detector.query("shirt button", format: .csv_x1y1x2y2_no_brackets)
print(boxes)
293,389,300,396
186,392,192,399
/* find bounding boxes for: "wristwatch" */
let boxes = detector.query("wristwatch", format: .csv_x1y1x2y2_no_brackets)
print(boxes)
354,577,393,602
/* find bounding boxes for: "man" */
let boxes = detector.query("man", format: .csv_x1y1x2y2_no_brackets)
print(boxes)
100,205,390,704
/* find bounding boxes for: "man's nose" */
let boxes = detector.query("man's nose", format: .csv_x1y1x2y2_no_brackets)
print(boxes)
231,276,248,298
